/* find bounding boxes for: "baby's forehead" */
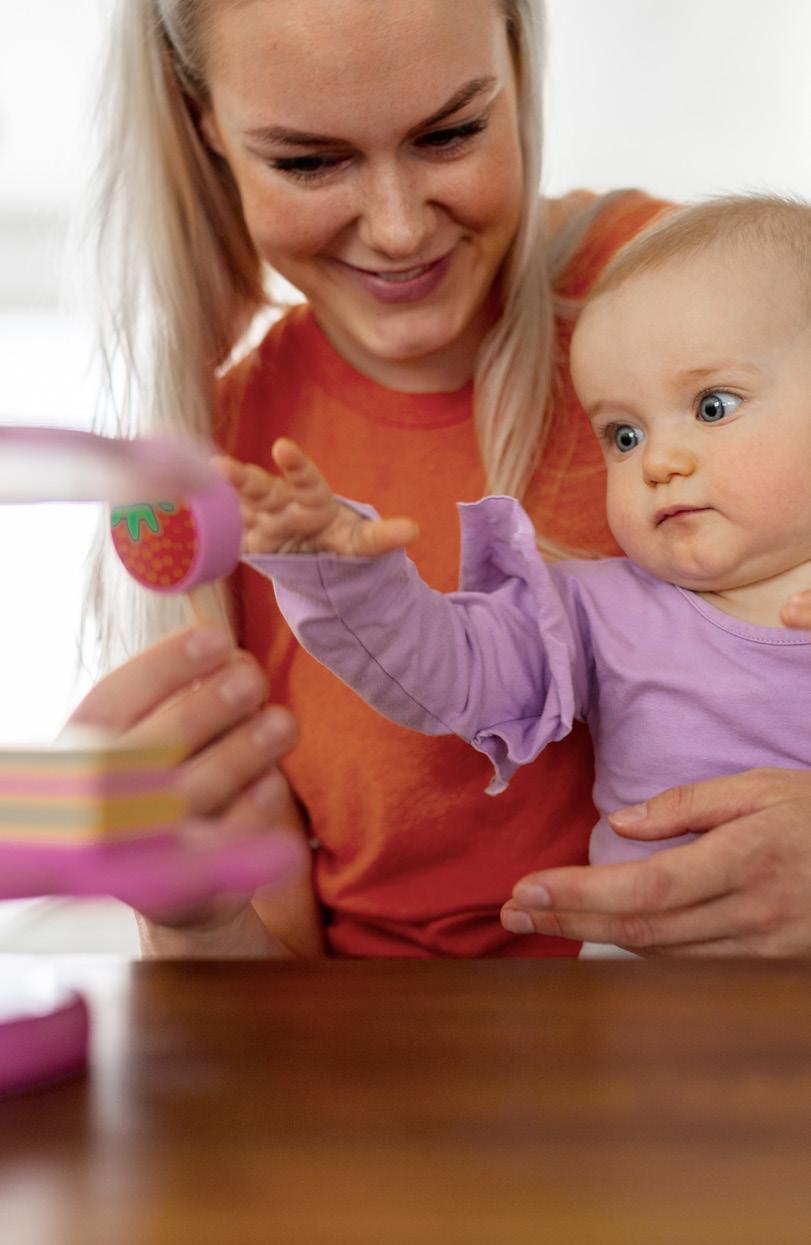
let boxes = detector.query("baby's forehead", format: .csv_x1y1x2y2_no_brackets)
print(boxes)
580,239,808,335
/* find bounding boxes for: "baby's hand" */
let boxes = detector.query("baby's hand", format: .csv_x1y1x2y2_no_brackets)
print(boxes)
215,438,419,558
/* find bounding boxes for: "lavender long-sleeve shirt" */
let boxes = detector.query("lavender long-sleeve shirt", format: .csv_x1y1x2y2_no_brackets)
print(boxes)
247,497,811,866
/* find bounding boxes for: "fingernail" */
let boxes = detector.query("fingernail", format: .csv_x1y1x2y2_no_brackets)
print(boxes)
610,802,648,826
501,909,535,934
512,884,551,909
252,708,292,749
186,627,230,662
219,666,262,707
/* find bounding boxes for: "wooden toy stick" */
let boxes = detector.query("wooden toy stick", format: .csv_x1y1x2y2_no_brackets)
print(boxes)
188,584,233,635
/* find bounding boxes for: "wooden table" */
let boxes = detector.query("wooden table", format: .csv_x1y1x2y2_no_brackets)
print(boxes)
1,957,811,1244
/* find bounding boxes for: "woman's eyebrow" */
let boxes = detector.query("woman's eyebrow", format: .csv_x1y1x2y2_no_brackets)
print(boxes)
243,75,498,149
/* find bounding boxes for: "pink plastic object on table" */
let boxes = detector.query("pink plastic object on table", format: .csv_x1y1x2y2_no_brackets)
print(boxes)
0,426,294,1095
0,968,89,1097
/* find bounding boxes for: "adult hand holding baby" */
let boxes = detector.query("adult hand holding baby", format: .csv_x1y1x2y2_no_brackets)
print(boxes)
503,769,811,956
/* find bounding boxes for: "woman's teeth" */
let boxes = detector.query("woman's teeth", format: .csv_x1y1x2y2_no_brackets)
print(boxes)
374,264,432,283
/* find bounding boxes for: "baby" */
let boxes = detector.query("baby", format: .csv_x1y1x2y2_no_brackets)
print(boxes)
219,194,811,874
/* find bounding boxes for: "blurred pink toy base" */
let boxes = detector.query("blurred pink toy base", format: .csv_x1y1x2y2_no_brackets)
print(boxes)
0,973,89,1097
0,825,305,919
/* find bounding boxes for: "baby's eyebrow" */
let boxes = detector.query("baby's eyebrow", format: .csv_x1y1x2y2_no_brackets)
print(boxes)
585,399,634,422
672,361,763,384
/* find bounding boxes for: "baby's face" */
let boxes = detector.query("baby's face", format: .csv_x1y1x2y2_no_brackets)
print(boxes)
570,246,811,593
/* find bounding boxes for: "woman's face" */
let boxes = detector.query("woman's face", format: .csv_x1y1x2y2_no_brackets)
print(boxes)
200,0,524,389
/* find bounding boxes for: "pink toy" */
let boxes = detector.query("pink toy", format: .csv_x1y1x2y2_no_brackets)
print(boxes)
0,425,213,504
109,473,242,595
0,970,89,1097
0,425,296,1094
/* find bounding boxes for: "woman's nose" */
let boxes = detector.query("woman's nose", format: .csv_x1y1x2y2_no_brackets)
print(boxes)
356,162,434,259
642,437,696,486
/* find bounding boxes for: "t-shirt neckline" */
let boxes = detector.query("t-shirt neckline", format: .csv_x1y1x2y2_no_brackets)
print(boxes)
291,306,474,430
676,585,810,645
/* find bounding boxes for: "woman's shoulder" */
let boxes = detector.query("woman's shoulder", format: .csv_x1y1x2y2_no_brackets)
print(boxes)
544,189,674,299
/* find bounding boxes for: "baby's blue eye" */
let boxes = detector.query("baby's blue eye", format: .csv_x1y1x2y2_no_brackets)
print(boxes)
697,391,741,422
613,424,644,453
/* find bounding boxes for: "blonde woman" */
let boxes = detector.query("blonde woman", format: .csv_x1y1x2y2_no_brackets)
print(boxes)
72,0,811,959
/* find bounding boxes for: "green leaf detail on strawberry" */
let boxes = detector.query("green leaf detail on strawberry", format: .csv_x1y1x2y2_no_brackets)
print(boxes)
110,502,177,541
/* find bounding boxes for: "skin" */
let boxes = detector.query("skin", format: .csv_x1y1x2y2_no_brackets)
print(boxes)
200,0,523,392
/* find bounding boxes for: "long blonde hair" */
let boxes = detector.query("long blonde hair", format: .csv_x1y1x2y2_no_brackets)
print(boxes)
88,0,589,666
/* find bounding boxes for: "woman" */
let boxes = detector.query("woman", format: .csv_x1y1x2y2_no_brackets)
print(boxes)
76,0,811,958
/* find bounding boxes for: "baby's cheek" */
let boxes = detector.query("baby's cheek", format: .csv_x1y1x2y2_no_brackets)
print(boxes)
603,476,635,547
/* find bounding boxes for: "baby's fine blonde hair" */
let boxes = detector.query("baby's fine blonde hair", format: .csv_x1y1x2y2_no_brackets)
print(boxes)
590,193,811,304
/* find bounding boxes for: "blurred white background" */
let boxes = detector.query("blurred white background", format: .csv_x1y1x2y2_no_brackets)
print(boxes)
0,0,809,950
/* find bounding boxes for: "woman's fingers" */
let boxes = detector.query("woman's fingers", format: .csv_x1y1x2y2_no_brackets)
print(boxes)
124,651,269,756
503,770,811,955
65,625,232,734
607,767,797,841
510,829,737,920
177,704,298,817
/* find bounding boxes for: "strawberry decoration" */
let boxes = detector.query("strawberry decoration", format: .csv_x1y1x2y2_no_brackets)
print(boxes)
110,501,200,590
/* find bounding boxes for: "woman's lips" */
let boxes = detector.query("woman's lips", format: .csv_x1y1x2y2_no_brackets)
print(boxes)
338,250,453,304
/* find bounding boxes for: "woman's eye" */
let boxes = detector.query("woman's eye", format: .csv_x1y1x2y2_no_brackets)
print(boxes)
611,424,644,453
270,154,345,182
697,390,741,423
415,117,488,153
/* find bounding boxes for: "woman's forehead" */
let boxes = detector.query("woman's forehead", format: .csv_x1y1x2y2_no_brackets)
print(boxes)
203,0,509,123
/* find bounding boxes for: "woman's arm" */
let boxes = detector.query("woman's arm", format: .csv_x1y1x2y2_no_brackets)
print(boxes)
67,624,323,958
501,769,811,956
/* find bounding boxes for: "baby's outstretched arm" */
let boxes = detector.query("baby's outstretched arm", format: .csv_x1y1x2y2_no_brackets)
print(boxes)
215,438,419,558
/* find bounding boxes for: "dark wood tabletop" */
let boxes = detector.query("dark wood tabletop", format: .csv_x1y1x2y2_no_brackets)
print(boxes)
1,956,811,1245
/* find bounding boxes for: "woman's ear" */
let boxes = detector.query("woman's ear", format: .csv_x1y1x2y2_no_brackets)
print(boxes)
199,109,226,157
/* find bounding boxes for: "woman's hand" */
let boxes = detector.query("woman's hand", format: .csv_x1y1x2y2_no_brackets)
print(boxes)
501,768,811,956
66,624,319,955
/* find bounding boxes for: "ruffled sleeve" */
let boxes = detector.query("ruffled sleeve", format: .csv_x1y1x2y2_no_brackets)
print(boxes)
455,498,585,791
246,497,589,794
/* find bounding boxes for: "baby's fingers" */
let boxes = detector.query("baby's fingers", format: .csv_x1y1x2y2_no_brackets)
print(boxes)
272,437,333,509
214,455,291,514
351,517,419,558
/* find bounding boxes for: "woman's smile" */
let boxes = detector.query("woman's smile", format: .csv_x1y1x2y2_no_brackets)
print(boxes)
333,249,455,304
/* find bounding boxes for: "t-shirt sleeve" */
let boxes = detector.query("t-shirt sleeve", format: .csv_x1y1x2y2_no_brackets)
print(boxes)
246,496,592,794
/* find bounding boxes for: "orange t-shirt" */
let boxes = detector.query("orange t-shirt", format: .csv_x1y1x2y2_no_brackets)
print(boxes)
219,190,667,957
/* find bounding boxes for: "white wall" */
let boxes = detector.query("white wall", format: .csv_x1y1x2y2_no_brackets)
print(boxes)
543,0,811,200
